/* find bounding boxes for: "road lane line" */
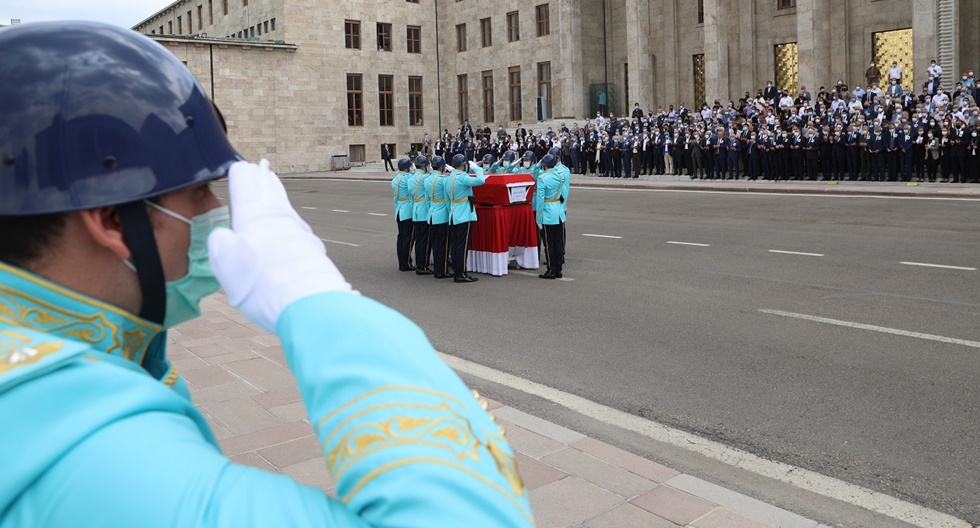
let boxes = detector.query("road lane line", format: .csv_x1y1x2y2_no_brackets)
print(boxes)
439,352,969,528
900,261,977,271
301,206,317,210
319,238,361,248
331,209,350,213
510,270,575,282
570,186,980,201
367,213,388,216
582,234,623,239
759,309,980,349
667,241,711,247
768,250,825,257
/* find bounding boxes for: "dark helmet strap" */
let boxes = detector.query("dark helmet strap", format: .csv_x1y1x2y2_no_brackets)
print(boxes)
116,201,166,325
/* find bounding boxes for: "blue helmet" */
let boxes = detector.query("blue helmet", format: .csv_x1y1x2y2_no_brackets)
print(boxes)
0,21,240,216
541,154,558,169
415,156,430,168
397,158,413,171
548,147,561,160
482,154,496,166
452,154,468,169
431,156,447,170
522,151,537,163
502,150,517,162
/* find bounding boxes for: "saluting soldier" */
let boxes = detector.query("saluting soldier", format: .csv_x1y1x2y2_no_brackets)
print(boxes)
391,158,416,271
446,154,487,283
408,156,434,275
427,156,453,279
534,155,567,279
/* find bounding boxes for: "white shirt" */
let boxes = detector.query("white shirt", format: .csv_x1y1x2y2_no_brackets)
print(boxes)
889,66,902,80
778,95,794,109
928,63,943,78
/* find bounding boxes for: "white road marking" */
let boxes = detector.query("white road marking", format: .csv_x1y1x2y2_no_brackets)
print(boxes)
440,353,968,528
301,206,317,210
900,261,977,271
582,234,623,239
331,209,350,213
319,238,361,248
667,241,711,247
367,213,388,217
510,270,575,282
759,309,980,349
768,250,825,257
570,185,980,201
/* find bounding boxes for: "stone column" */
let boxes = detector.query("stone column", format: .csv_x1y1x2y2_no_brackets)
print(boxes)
703,0,735,103
625,0,654,110
912,0,939,88
828,0,848,84
736,0,756,98
659,0,680,106
797,0,832,95
557,0,584,118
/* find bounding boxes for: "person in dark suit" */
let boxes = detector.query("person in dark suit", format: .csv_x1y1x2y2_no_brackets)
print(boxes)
382,144,395,172
763,81,778,103
897,125,914,182
867,124,887,182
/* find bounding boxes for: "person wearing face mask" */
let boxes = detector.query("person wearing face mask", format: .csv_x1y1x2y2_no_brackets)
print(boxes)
897,125,914,182
0,22,534,528
968,127,980,183
913,126,927,182
866,62,881,88
925,128,941,182
763,81,778,103
939,128,953,182
951,121,969,183
392,158,417,271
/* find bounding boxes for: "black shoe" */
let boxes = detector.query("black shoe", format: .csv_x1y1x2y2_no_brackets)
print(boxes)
434,274,452,279
416,268,434,276
554,273,563,279
454,276,478,283
538,272,556,279
399,266,415,272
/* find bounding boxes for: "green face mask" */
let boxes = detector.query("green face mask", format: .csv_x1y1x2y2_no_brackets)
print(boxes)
140,202,230,328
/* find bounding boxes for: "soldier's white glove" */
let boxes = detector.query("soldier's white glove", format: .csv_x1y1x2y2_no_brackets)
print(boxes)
208,159,355,334
468,161,479,170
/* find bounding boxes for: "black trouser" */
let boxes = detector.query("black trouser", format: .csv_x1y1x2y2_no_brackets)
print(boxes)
449,221,472,279
805,153,819,180
833,152,847,180
396,214,414,269
587,154,597,174
952,150,968,182
748,153,760,180
413,221,430,270
704,152,714,178
926,155,939,181
542,222,565,276
384,158,395,171
870,152,884,181
848,150,861,180
430,223,450,276
899,152,913,181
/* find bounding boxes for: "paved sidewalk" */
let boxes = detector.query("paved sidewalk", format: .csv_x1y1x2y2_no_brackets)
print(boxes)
170,293,827,528
287,162,980,199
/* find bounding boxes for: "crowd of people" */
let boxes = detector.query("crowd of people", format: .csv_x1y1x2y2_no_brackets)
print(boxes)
420,60,980,184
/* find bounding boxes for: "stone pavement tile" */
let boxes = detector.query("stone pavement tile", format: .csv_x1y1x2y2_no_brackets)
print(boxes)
282,457,334,493
222,357,297,391
181,365,238,389
208,350,260,365
206,397,283,435
270,401,308,422
216,336,268,352
218,324,262,339
515,453,567,491
541,448,657,499
664,475,817,528
691,508,772,528
202,413,233,441
181,335,230,349
257,434,323,469
251,334,281,347
529,477,623,528
630,486,718,526
189,380,261,405
254,345,288,367
494,406,586,444
252,386,304,409
571,437,681,484
186,342,233,358
231,452,278,472
498,421,566,458
583,503,680,528
220,421,315,456
178,324,219,339
172,356,210,372
166,345,192,361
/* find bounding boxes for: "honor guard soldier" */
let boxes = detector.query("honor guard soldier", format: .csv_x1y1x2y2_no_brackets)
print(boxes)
534,155,567,279
548,148,571,264
392,158,416,271
0,21,532,528
427,156,453,279
446,154,486,283
408,156,434,275
491,151,517,174
479,154,497,172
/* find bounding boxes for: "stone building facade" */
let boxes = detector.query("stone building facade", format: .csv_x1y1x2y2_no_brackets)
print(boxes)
132,0,975,170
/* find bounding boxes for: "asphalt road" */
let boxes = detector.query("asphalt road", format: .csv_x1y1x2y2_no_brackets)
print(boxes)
217,180,980,524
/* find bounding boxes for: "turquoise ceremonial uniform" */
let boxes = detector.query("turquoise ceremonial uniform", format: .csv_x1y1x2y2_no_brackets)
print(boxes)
428,173,450,225
533,168,567,225
556,162,571,214
446,166,486,225
391,170,414,220
0,262,533,527
427,174,452,277
407,169,433,222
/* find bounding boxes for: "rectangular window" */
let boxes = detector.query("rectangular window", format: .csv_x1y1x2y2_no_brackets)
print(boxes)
197,6,203,30
208,0,213,25
177,16,182,34
698,0,704,24
160,25,164,34
777,0,796,8
345,20,361,49
188,11,193,32
538,62,552,120
693,54,706,107
249,26,255,37
456,23,467,52
774,42,800,95
480,17,492,48
349,145,365,163
409,76,424,126
458,74,469,122
271,18,275,31
407,25,421,53
535,4,550,36
264,21,269,33
347,74,363,126
482,70,495,123
377,23,392,52
507,11,520,42
407,0,419,3
379,74,394,126
509,66,522,121
222,0,228,15
243,0,247,6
